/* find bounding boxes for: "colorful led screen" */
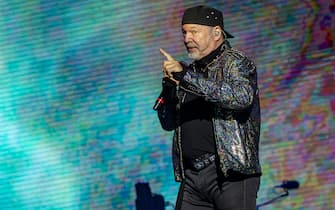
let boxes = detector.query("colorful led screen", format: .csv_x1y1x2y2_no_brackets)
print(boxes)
0,0,334,209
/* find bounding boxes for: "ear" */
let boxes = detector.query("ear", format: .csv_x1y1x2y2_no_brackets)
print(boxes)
213,27,221,40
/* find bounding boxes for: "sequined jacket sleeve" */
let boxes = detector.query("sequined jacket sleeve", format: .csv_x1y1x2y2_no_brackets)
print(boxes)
179,50,257,110
156,84,178,131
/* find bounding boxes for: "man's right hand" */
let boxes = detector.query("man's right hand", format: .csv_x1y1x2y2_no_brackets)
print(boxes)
160,48,183,84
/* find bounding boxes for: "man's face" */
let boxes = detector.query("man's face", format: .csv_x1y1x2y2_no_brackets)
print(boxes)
182,24,217,60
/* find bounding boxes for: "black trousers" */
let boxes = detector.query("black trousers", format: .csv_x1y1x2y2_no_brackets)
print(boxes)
175,162,260,210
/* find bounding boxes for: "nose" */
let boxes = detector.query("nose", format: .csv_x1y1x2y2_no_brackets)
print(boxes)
184,32,192,43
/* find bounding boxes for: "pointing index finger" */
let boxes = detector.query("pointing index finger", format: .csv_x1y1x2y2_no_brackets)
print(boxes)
160,48,174,61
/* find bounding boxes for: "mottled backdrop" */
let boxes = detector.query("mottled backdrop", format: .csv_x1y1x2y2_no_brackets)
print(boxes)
0,0,334,209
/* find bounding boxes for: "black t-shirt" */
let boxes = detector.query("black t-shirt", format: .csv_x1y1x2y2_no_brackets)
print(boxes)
180,92,215,161
180,44,223,161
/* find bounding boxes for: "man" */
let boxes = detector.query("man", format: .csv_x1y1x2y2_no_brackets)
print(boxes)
156,5,261,210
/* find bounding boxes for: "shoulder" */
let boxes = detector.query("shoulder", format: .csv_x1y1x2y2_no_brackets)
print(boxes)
222,48,256,72
224,47,248,60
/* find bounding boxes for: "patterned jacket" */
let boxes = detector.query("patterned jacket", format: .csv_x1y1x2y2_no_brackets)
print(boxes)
157,43,262,181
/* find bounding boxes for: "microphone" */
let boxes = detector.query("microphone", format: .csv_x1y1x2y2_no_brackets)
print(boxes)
153,77,176,111
275,180,300,190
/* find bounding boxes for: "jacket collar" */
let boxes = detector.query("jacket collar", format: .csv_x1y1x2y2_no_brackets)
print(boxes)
194,42,228,72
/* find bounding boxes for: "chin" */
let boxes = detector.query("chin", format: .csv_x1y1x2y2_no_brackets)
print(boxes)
188,52,201,60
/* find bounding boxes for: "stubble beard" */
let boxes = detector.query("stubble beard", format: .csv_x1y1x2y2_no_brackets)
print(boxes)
187,51,201,60
186,42,201,60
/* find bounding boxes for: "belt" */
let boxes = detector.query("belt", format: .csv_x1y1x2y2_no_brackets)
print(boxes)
185,153,216,171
